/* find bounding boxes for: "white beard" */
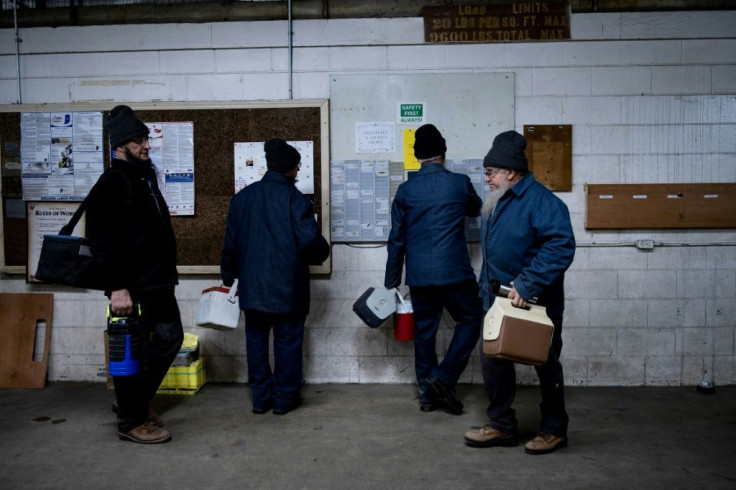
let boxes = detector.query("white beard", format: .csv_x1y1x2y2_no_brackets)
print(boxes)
481,178,511,220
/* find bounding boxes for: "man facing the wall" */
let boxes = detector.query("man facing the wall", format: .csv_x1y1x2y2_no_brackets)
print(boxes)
464,130,576,455
384,124,483,415
87,105,183,444
221,138,330,416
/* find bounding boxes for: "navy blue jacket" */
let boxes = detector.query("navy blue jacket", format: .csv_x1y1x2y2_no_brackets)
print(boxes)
479,172,576,316
87,158,178,295
384,163,481,288
221,170,330,315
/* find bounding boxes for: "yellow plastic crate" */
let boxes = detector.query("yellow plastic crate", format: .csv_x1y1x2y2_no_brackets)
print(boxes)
157,357,206,395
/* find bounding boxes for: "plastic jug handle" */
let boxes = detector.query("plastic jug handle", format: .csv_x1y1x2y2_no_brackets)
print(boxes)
394,288,408,310
227,279,239,303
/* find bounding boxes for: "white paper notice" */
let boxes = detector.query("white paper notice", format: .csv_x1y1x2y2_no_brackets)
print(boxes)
355,122,395,154
234,140,315,195
145,121,195,216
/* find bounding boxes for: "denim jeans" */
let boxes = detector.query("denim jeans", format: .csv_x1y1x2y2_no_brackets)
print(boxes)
409,281,483,396
244,310,306,411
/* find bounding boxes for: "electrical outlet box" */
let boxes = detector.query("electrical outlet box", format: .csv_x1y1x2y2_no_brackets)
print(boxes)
636,240,655,250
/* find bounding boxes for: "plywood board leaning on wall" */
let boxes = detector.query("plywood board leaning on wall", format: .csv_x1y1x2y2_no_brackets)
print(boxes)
0,293,54,388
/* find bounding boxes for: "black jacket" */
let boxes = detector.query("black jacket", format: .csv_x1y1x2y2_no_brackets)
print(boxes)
86,158,178,295
221,170,329,315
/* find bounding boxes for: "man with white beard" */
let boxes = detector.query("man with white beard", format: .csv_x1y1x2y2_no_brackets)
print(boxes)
465,130,576,455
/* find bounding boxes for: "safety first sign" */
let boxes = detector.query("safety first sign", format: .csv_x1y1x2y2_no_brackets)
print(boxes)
398,103,426,125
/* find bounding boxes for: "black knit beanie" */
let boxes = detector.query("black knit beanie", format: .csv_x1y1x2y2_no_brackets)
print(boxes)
106,105,149,148
483,130,528,171
413,124,447,160
264,138,301,173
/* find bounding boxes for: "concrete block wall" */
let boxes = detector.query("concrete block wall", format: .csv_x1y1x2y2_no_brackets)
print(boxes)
1,11,734,386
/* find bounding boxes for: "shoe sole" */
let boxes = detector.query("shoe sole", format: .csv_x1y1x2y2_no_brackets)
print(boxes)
419,403,436,413
464,437,518,448
425,378,463,415
118,432,172,444
524,439,568,455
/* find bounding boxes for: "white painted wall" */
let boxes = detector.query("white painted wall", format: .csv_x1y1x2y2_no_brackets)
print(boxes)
1,11,734,386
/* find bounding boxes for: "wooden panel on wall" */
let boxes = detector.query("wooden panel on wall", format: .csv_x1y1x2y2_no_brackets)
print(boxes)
524,124,572,192
585,183,736,229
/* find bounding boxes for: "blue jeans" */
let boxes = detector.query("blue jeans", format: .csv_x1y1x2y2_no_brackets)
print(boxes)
409,281,483,398
244,310,306,411
480,313,569,437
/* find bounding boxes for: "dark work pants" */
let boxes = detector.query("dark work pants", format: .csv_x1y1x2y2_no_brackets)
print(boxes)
480,313,569,437
409,281,483,398
244,310,306,411
114,290,183,432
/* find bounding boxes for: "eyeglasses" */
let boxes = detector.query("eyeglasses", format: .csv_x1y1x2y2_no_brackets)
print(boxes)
484,168,507,178
129,137,149,145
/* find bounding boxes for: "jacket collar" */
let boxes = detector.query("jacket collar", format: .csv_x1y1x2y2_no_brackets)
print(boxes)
417,162,448,174
262,169,295,185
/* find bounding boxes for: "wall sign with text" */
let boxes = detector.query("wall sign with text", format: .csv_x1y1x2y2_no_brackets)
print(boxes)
424,2,571,43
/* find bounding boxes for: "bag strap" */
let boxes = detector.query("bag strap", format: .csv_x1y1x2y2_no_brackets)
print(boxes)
59,168,133,236
227,279,239,304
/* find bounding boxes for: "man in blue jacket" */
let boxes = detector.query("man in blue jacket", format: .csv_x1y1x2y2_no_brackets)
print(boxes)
384,124,483,415
221,138,329,416
464,130,576,455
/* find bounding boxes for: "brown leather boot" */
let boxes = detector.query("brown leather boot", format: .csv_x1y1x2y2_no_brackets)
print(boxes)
524,432,568,455
118,423,171,444
464,425,518,448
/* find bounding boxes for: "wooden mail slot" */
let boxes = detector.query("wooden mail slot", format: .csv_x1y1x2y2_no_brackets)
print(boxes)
585,183,736,229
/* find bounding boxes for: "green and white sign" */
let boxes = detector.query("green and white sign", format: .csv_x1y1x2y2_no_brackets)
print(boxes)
398,103,426,124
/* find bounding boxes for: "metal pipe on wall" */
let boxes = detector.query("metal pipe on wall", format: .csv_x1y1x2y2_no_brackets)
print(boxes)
13,0,22,104
288,0,293,99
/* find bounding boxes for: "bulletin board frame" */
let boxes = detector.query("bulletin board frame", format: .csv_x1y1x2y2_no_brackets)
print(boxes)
0,100,331,276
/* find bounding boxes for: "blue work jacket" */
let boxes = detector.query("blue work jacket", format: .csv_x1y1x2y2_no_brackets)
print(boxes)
221,170,330,315
479,172,576,316
384,162,482,288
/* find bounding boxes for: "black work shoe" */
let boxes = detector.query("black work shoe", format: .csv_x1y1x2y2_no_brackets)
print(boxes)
273,398,302,416
425,376,463,415
419,400,436,413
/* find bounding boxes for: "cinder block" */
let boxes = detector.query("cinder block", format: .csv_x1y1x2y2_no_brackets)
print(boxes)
570,13,621,40
652,66,711,95
647,247,708,270
684,39,736,64
328,46,387,70
621,11,736,39
293,72,330,99
533,68,591,96
644,356,683,386
648,299,706,328
216,49,273,73
565,41,622,66
591,300,648,328
562,356,589,386
715,270,736,298
619,328,676,356
446,44,506,69
305,355,360,383
213,20,288,48
593,66,652,96
564,327,616,356
506,43,564,67
588,356,645,386
388,45,446,70
713,66,736,94
618,270,677,299
563,299,590,327
566,270,618,299
516,96,563,124
707,301,736,329
622,40,682,65
707,246,736,269
358,356,414,384
563,96,622,124
589,247,648,271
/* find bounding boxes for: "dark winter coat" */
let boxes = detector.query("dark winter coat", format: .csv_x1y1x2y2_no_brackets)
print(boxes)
86,158,178,295
221,170,330,315
384,162,482,288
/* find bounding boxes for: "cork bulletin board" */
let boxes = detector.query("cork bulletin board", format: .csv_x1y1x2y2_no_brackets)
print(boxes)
0,100,331,276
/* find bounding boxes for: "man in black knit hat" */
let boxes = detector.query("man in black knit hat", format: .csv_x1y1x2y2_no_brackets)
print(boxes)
464,130,575,455
384,124,483,415
221,138,329,416
86,105,183,444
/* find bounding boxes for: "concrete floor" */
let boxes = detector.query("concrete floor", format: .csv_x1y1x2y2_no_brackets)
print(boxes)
1,382,735,489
